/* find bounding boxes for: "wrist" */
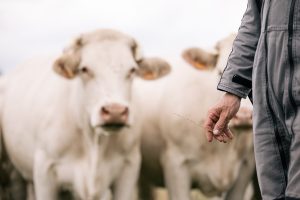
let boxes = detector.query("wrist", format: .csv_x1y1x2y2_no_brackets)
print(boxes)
225,92,241,99
224,92,241,101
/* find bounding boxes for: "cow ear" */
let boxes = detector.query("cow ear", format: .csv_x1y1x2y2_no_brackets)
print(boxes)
136,57,171,80
131,40,171,80
131,40,143,62
182,48,218,70
53,37,83,79
53,54,80,79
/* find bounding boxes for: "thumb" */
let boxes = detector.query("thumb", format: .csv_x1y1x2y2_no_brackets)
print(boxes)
213,112,229,135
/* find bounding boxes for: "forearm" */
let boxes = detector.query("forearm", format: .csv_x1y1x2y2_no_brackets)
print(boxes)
218,0,261,98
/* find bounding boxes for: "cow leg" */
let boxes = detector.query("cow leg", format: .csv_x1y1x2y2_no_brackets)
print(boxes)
225,148,255,200
161,148,190,200
100,190,112,200
27,183,36,200
10,169,27,200
34,150,58,200
112,147,141,200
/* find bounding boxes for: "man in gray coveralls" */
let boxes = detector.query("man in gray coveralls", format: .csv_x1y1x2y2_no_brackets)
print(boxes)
204,0,300,199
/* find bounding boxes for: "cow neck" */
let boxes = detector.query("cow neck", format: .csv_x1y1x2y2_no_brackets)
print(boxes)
68,80,99,146
68,79,115,157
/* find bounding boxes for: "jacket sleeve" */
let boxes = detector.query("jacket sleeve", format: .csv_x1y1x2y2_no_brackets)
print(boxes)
217,0,261,98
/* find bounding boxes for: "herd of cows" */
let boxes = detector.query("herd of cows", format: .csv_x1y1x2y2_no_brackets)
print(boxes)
0,29,259,200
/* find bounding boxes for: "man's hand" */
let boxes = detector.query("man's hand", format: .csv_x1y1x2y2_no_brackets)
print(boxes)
204,92,241,143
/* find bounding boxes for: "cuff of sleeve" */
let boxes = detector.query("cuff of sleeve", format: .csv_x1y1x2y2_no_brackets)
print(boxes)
217,83,250,99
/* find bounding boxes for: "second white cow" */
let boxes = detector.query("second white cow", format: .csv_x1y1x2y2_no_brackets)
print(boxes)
134,34,255,200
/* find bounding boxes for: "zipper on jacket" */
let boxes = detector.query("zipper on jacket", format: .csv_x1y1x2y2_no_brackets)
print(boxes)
287,0,297,137
263,0,288,185
265,69,289,185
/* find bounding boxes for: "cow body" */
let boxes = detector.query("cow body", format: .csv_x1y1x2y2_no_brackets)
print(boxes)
0,29,170,200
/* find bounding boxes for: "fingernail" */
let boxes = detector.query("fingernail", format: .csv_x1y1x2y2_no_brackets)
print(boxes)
213,129,219,135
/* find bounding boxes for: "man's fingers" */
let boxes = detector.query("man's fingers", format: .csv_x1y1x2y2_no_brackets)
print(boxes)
222,133,229,143
205,107,233,143
213,112,229,136
208,111,219,123
210,127,233,143
224,127,234,139
214,134,224,143
204,122,214,142
205,111,219,128
204,111,220,142
205,130,213,142
204,93,241,143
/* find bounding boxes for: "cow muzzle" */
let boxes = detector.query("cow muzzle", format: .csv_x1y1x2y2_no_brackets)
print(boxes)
100,103,129,131
229,107,253,129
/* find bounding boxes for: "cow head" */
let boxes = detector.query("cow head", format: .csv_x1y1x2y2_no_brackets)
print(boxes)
182,33,236,76
53,29,171,132
182,34,253,128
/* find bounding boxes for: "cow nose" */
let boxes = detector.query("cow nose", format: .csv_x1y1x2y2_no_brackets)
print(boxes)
101,103,129,125
230,107,253,128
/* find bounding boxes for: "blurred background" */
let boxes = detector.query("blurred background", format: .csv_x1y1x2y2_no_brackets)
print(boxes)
0,1,255,199
0,0,247,73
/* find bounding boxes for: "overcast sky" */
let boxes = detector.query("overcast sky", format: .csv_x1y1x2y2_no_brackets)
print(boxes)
0,0,247,73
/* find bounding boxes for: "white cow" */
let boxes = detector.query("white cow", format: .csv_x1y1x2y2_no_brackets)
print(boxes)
134,34,255,200
182,34,257,200
0,29,170,200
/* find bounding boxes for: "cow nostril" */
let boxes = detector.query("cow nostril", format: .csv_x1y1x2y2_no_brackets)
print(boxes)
100,104,129,129
101,107,110,115
121,107,129,116
100,104,129,123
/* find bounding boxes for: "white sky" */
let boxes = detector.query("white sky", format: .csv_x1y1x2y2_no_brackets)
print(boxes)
0,0,247,73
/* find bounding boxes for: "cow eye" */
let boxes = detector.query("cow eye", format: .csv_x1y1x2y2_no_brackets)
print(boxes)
127,67,137,79
130,67,136,74
79,66,89,74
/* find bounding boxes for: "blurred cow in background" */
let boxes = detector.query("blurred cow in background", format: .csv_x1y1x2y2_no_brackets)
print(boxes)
182,34,259,200
134,34,257,200
1,70,27,200
0,29,170,200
